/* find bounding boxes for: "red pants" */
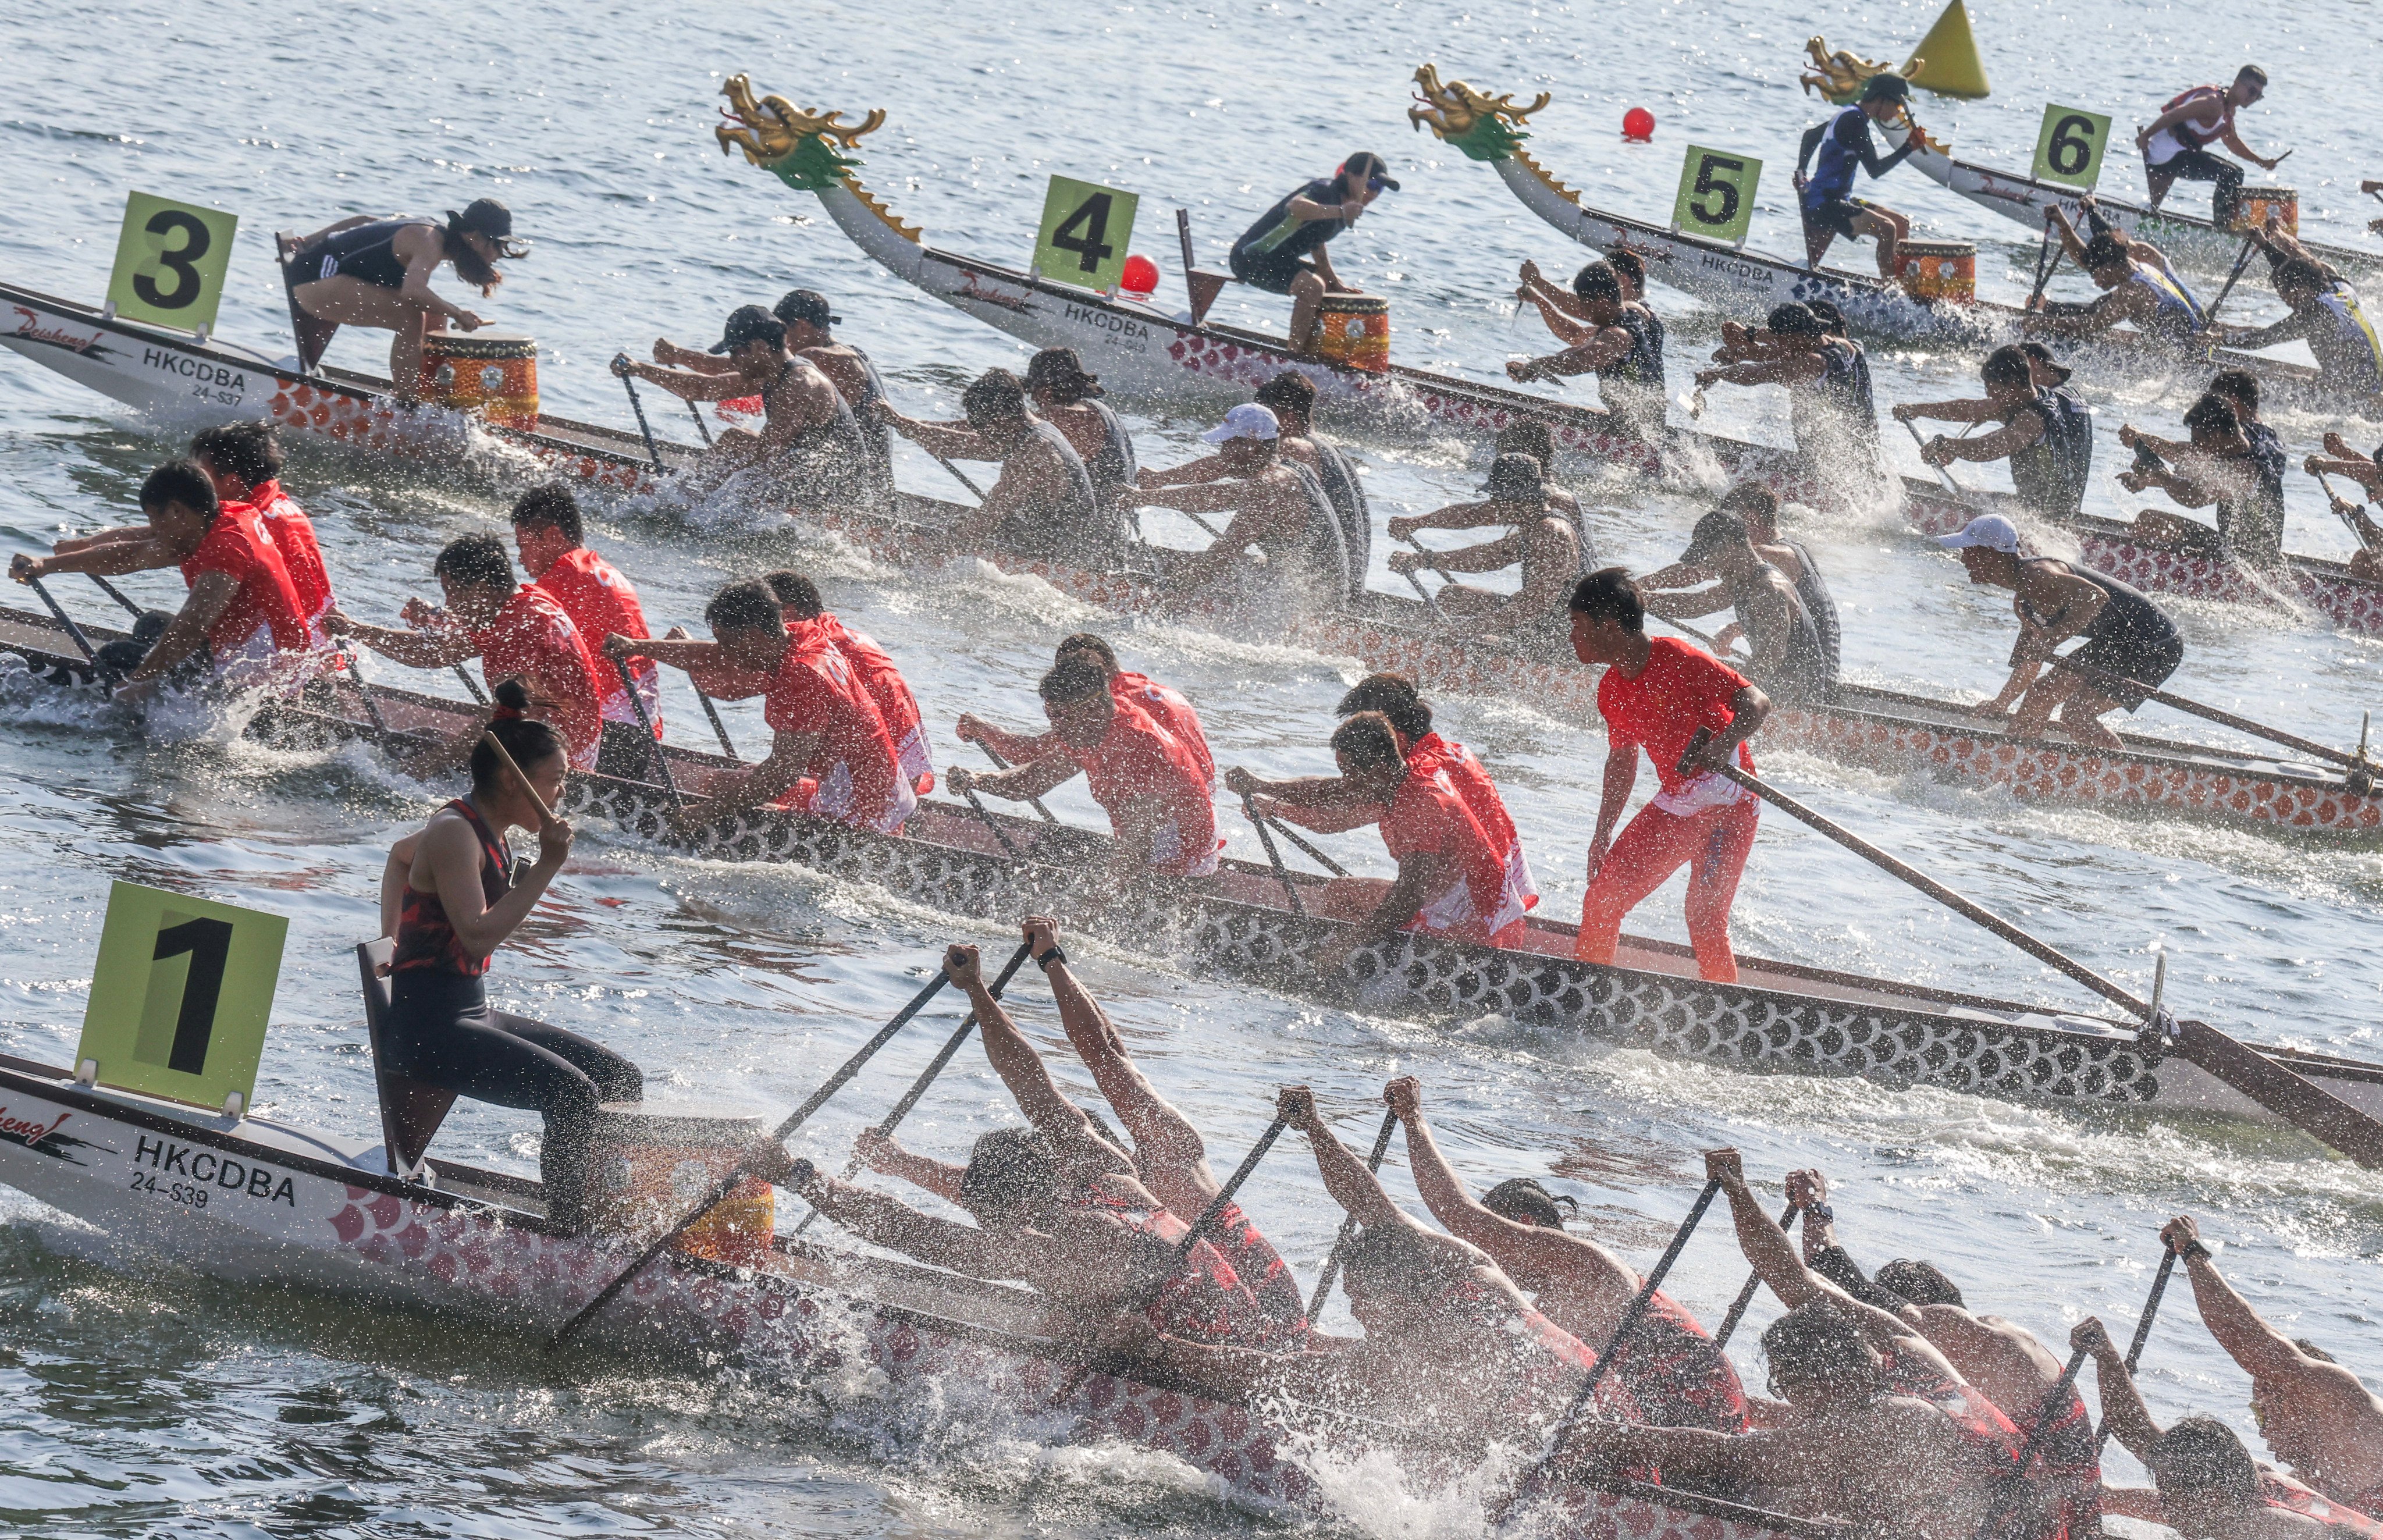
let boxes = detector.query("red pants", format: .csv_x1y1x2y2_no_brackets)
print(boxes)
1575,798,1759,982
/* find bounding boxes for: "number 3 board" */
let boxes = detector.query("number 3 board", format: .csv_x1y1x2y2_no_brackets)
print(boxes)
1671,147,1762,248
74,881,287,1114
105,191,240,335
1033,175,1140,294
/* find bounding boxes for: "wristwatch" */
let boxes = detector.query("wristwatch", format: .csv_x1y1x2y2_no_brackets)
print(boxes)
1033,944,1069,972
2178,1237,2213,1262
1802,1201,1836,1225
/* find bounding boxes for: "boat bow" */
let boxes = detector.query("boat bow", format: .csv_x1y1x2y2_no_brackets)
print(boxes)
716,76,925,284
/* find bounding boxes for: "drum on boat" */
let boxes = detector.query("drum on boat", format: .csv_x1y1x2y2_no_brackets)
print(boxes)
2232,186,2298,236
583,1101,774,1265
1314,294,1390,372
419,330,540,430
1896,240,1976,304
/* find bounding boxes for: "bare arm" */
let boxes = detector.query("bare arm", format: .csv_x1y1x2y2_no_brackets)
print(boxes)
409,808,568,962
854,1128,968,1204
948,946,1128,1167
621,360,757,404
123,572,238,685
954,714,1060,766
296,214,376,246
1696,354,1825,389
1932,412,2046,466
2075,1317,2163,1463
1893,397,2003,426
1280,1086,1401,1227
1137,454,1230,490
691,727,819,817
378,831,420,940
2172,1224,2306,1383
795,1169,1016,1279
887,415,999,461
1386,499,1516,538
1590,742,1638,852
392,227,476,322
958,753,1079,805
324,613,479,670
1409,529,1524,575
1033,918,1206,1174
24,535,191,579
1353,848,1448,943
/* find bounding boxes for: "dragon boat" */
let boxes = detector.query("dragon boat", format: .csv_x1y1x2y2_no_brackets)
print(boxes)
1402,70,2346,411
6,596,2383,1139
0,1035,1825,1539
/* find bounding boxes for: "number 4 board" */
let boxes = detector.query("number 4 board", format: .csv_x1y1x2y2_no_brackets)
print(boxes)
1032,175,1140,294
1671,147,1762,248
74,881,287,1115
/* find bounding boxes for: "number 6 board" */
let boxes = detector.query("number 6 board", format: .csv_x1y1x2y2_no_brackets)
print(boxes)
2031,105,2112,190
1032,175,1141,294
1671,146,1762,248
74,881,287,1114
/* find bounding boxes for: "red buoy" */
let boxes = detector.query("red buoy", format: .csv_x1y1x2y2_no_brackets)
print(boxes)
1623,106,1656,142
1121,253,1160,296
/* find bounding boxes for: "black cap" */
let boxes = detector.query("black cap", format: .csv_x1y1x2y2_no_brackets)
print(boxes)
773,289,841,329
1766,302,1824,336
709,304,787,354
1341,151,1400,192
2016,339,2074,385
1859,72,1913,102
1805,298,1850,336
1481,453,1546,504
447,198,529,259
1024,346,1104,399
1680,508,1751,565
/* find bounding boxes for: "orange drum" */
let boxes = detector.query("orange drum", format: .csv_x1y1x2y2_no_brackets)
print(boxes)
419,330,540,431
2232,186,2298,236
1897,240,1977,304
1315,294,1390,372
584,1102,774,1266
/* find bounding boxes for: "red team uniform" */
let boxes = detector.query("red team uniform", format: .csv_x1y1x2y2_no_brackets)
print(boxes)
470,586,615,770
1064,695,1219,876
236,479,335,644
815,613,934,792
179,503,311,681
532,546,655,738
763,628,916,833
1379,761,1528,946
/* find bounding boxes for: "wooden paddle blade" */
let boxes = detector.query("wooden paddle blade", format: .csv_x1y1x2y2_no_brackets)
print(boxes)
2173,1019,2383,1169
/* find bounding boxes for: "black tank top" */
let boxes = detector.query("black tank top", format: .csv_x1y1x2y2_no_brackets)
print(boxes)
2008,387,2094,521
844,343,896,488
1725,563,1835,703
1312,440,1372,589
1081,400,1140,517
1513,511,1583,656
1278,463,1353,600
1791,339,1879,458
1777,538,1843,680
999,418,1118,567
766,362,876,499
291,218,436,290
2019,559,2179,650
390,799,513,978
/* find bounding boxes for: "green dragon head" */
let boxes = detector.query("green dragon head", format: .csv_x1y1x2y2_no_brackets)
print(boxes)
715,75,887,191
1407,65,1549,162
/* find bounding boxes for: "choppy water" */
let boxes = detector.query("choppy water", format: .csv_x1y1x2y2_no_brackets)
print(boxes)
3,0,2382,1534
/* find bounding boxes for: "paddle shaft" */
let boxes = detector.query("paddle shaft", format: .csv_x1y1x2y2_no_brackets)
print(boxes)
1243,794,1304,915
792,941,1036,1236
2049,652,2366,771
1305,1109,1398,1324
2314,470,2383,556
2204,235,2259,325
614,362,669,474
1266,813,1350,878
479,727,560,830
343,655,392,736
611,655,682,808
1709,1203,1799,1352
694,690,738,759
552,966,958,1345
1505,1179,1724,1514
961,784,1021,856
86,572,141,617
2096,1245,2180,1453
23,575,95,661
1905,414,1973,499
2026,214,2064,306
685,396,714,446
1972,1343,2093,1539
978,741,1058,824
1397,534,1449,616
454,666,490,705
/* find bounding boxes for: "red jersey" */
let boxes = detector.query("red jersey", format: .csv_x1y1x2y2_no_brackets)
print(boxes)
1380,763,1527,944
1407,728,1538,915
243,481,333,633
178,503,311,661
2263,1473,2383,1535
1598,637,1756,808
1065,1187,1269,1347
1113,670,1213,787
763,629,915,833
533,546,654,737
816,613,933,793
1064,695,1219,875
471,586,611,770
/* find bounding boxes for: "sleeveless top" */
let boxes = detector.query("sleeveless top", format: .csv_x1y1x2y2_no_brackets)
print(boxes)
1514,511,1585,657
845,344,898,500
289,218,435,290
2263,1473,2383,1535
390,799,513,978
2308,284,2383,396
2128,266,2207,347
1805,105,1875,205
1600,1290,1750,1434
1278,462,1353,601
1791,338,1879,457
763,362,878,507
2018,558,2180,653
1207,1200,1310,1349
1603,305,1669,431
1724,561,1836,703
1777,538,1843,680
1079,399,1141,521
1311,440,1373,594
998,418,1118,567
2008,386,2095,521
2022,1386,2104,1537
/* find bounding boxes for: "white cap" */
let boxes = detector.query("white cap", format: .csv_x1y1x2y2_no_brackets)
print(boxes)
1937,514,2019,554
1201,403,1280,444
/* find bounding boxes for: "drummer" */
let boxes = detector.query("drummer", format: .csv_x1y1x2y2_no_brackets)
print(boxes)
620,305,875,509
1384,454,1581,658
376,712,640,1230
880,368,1118,568
1937,513,2185,749
1226,151,1397,356
1507,260,1668,438
2136,66,2278,225
1895,344,2096,522
280,199,527,399
1794,73,1926,282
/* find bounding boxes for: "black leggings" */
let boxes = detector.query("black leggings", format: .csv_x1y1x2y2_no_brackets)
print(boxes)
385,970,642,1222
2150,150,2243,223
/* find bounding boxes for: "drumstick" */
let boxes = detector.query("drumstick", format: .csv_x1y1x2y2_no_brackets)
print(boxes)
479,727,559,830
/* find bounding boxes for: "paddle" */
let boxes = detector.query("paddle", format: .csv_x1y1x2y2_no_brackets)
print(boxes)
1047,1107,1294,1407
610,656,682,809
959,783,1022,857
2046,652,2374,774
1970,1341,2094,1539
1395,534,1449,617
684,397,714,447
2095,1241,2179,1453
85,572,141,617
1496,1177,1726,1521
2313,470,2383,559
1708,1202,1799,1354
479,724,561,830
978,741,1058,825
1240,794,1304,915
693,691,738,759
1905,415,1976,500
1689,732,2383,1169
2025,211,2065,307
789,940,1036,1237
342,655,392,737
611,355,670,475
1266,815,1350,878
22,574,96,662
2103,469,2306,621
1304,1108,1398,1325
551,962,959,1346
2203,235,2259,326
454,666,491,706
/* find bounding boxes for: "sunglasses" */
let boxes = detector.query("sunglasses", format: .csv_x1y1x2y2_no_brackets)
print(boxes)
1366,175,1389,194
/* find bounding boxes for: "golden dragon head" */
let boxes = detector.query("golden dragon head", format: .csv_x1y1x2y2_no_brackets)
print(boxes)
714,74,887,168
1407,66,1550,162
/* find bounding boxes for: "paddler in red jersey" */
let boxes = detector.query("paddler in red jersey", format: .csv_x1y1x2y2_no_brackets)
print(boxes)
324,534,617,773
1384,1075,1748,1434
508,484,660,744
190,422,335,648
611,579,912,833
759,941,1272,1349
1548,1148,2039,1539
957,632,1212,788
1101,1084,1635,1466
1566,567,1770,983
947,654,1218,879
2077,1315,2383,1537
1229,711,1525,972
13,461,311,700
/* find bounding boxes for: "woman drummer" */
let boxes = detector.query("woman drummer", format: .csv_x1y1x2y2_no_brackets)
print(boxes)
282,198,528,400
376,691,640,1227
